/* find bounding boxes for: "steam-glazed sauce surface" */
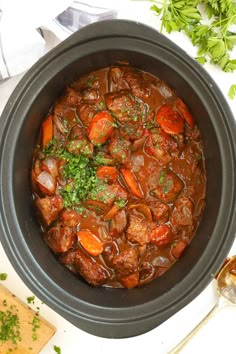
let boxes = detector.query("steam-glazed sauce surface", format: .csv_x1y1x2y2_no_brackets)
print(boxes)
31,64,206,288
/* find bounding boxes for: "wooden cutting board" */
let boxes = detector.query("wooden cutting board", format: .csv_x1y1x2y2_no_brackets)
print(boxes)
0,284,56,353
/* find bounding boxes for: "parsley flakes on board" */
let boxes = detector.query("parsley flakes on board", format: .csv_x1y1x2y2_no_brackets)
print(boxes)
0,301,21,346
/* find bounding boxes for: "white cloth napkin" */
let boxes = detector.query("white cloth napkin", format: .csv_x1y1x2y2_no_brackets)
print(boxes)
0,1,117,81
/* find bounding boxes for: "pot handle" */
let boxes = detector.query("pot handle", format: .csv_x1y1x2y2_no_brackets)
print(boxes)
57,19,175,52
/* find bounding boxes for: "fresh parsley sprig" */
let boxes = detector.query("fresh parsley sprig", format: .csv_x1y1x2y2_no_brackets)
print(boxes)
149,0,236,97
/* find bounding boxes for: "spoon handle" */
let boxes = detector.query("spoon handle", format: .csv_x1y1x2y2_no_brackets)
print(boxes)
168,300,224,354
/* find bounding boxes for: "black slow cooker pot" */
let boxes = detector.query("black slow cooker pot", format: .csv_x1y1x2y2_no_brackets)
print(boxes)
0,20,236,338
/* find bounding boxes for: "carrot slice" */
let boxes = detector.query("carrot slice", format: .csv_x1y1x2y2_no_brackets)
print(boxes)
96,166,118,183
120,168,144,198
88,111,114,145
42,115,53,148
103,203,120,221
77,230,103,256
156,104,184,135
175,98,195,128
171,240,187,259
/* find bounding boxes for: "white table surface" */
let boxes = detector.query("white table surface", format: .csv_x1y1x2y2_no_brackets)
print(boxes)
0,1,236,353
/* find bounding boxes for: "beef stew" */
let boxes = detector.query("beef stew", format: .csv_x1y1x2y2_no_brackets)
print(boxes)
31,64,206,288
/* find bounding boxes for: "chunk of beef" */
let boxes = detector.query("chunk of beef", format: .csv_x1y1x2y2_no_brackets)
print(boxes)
66,138,94,157
145,129,178,165
109,136,131,166
126,215,150,246
80,88,100,103
123,67,150,99
170,159,193,182
123,123,146,141
66,125,94,157
180,143,201,173
45,224,76,253
63,87,82,106
89,183,128,211
59,249,77,265
151,170,184,203
54,103,78,126
171,196,194,226
68,125,84,140
75,247,110,286
105,90,136,124
113,248,138,278
109,209,127,237
77,103,98,127
113,182,129,200
108,66,150,99
90,184,117,207
120,272,139,289
108,66,129,91
60,208,81,227
149,201,170,224
105,89,145,125
150,225,173,247
85,199,108,215
102,241,119,267
59,249,77,274
35,196,64,226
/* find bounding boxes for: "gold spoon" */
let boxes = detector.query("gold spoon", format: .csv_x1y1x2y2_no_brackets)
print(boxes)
169,256,236,354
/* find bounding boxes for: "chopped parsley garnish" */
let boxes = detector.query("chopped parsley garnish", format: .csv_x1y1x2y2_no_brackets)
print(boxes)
98,101,105,109
30,315,40,341
60,153,99,208
57,150,112,209
86,75,98,87
163,179,172,194
158,171,172,194
114,199,127,208
0,273,8,281
42,137,57,156
27,296,35,304
158,171,166,185
0,304,21,345
94,152,114,166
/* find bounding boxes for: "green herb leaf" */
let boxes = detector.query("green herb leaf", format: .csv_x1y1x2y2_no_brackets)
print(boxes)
54,345,62,354
195,56,207,64
27,296,35,304
228,84,236,99
0,273,8,281
150,4,162,14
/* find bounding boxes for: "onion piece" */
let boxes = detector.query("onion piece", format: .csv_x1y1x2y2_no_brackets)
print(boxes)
41,157,59,178
128,203,152,222
36,171,56,195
